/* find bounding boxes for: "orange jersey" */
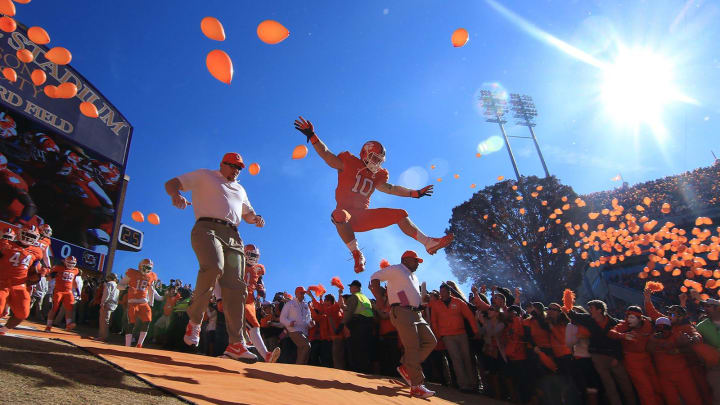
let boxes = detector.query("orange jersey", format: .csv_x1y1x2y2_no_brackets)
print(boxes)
38,236,51,252
125,268,157,303
51,265,79,293
0,241,42,285
335,151,389,209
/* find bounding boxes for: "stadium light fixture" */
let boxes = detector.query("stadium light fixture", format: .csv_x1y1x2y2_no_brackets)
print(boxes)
510,94,550,178
480,90,521,182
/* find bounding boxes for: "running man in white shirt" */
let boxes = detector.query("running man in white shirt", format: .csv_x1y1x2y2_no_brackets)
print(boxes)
165,152,265,362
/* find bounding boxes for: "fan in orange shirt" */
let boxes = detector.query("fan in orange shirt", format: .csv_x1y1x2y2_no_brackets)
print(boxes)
45,255,81,332
0,225,43,334
293,117,454,273
118,258,157,348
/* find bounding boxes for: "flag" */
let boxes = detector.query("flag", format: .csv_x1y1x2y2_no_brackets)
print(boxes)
611,174,622,181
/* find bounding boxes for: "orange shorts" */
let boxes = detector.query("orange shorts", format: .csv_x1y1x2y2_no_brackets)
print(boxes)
0,284,31,320
52,291,75,313
127,303,152,323
334,208,408,233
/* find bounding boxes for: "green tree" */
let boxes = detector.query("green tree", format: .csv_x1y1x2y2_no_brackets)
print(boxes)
446,175,588,302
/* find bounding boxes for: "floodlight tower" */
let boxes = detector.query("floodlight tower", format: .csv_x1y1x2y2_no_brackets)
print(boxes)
480,90,521,182
510,94,550,178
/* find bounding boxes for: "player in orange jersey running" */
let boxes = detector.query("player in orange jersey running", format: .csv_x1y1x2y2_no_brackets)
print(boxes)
0,225,43,334
293,116,454,273
45,255,81,332
118,258,158,348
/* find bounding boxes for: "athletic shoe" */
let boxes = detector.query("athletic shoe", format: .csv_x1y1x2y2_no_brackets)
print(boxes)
184,322,201,347
44,326,52,332
136,343,142,349
396,365,412,386
425,233,454,255
65,322,76,331
352,250,366,273
265,347,281,363
0,326,8,335
223,342,258,363
410,385,435,399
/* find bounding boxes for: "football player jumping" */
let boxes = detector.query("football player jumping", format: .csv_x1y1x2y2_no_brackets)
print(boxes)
293,116,454,273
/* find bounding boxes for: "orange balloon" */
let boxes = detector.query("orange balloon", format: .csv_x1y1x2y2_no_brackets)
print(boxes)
257,20,289,44
206,49,233,84
46,47,72,65
56,82,77,98
497,175,504,181
248,162,260,175
31,69,46,86
79,101,99,118
0,16,16,32
0,0,15,17
147,213,160,225
201,16,225,41
470,184,476,188
2,67,16,82
131,211,144,223
43,85,57,98
28,26,50,45
454,174,460,179
430,165,436,169
476,153,482,158
16,48,33,63
451,28,469,47
292,144,308,159
437,177,442,182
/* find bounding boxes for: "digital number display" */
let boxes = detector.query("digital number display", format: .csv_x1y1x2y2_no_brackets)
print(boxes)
118,224,143,251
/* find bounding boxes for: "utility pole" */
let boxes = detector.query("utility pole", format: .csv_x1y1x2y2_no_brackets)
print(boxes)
480,90,520,182
510,94,550,178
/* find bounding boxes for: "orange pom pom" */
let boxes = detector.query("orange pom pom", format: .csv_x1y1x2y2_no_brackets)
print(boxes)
331,276,344,290
562,289,575,313
380,259,390,269
645,281,664,293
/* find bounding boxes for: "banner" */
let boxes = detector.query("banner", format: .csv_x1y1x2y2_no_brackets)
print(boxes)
0,22,132,273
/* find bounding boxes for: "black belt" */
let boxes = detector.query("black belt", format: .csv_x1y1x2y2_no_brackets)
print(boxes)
197,217,237,229
391,303,424,312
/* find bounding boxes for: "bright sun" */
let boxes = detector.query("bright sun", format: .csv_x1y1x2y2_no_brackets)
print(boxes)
600,48,681,136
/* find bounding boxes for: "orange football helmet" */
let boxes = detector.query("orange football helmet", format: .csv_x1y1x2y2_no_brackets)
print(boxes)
360,141,385,174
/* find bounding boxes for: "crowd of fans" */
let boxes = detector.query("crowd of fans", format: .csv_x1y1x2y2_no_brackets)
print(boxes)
19,264,719,405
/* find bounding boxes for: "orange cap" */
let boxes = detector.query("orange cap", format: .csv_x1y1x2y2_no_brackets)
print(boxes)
222,152,245,169
401,250,423,263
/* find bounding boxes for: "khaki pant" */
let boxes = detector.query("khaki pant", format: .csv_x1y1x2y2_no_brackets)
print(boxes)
188,221,247,345
98,305,115,341
390,306,437,386
591,353,637,405
290,331,311,364
443,334,474,390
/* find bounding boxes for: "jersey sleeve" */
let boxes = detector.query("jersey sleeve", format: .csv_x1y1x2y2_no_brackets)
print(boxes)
338,151,352,165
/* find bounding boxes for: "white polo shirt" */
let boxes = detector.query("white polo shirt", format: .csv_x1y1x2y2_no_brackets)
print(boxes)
177,168,254,226
370,263,422,308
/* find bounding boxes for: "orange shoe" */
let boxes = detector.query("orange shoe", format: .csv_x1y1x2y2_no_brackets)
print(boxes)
352,250,366,273
44,326,52,332
265,347,281,363
65,322,76,331
223,342,258,363
425,233,454,255
396,365,412,386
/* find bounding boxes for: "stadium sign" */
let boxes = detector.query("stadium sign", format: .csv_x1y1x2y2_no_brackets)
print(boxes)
0,29,131,164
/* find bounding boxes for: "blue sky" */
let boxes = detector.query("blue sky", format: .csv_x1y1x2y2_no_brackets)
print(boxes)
18,0,720,297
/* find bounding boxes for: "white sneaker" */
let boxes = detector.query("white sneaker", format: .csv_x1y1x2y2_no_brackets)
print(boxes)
183,322,201,347
224,342,258,363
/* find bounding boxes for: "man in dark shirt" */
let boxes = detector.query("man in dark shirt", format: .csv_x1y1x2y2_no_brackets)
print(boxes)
569,300,637,405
